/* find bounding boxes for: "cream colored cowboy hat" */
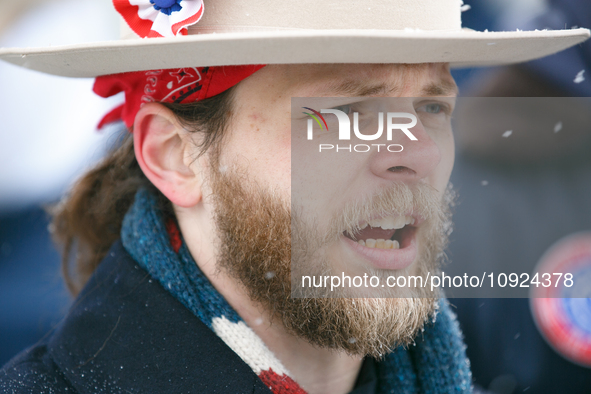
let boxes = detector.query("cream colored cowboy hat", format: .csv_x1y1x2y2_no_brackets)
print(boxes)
0,0,589,78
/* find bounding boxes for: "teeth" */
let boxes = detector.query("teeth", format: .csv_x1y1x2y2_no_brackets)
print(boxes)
359,238,400,249
367,215,414,230
360,223,368,230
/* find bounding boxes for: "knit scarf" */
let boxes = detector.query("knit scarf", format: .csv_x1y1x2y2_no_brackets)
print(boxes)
121,189,472,393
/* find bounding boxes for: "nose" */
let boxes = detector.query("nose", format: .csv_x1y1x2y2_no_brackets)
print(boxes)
368,116,441,182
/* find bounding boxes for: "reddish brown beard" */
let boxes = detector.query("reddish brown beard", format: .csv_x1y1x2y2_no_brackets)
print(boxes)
208,163,454,358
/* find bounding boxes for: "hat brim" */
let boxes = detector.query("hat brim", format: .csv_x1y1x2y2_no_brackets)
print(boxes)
0,28,589,78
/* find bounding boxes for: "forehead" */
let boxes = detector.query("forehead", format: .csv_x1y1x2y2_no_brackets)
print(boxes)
247,63,457,98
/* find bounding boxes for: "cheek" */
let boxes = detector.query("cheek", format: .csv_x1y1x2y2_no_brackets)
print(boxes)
269,128,292,194
441,130,455,187
224,117,293,196
431,128,455,192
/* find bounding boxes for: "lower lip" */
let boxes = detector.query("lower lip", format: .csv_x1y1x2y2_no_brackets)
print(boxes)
342,232,418,271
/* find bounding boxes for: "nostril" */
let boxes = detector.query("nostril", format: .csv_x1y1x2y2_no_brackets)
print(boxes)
387,166,416,175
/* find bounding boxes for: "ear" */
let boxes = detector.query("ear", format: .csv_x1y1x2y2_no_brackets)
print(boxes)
133,103,202,208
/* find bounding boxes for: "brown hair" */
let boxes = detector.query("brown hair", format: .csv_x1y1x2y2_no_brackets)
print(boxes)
51,88,236,296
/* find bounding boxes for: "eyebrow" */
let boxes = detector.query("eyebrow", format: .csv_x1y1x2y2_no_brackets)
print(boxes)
322,80,398,96
421,80,459,96
318,78,459,97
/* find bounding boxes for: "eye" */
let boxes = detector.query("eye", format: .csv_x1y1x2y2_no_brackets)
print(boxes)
423,103,443,114
331,104,352,115
416,101,452,117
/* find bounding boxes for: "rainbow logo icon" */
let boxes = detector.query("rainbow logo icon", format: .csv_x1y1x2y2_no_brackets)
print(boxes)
302,107,328,131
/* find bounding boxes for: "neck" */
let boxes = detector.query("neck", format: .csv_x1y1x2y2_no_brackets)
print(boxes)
178,212,362,394
207,267,363,394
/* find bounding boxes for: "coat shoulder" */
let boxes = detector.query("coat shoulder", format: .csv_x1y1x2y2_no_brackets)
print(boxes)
0,343,75,393
1,241,271,394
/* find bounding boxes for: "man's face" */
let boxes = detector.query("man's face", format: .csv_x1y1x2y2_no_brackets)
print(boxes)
200,63,457,357
217,63,456,196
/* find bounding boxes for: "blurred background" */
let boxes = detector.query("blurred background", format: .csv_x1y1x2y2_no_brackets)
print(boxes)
450,0,591,392
0,0,590,393
0,0,120,367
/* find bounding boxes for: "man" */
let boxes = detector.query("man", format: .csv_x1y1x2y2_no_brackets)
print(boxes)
0,0,588,393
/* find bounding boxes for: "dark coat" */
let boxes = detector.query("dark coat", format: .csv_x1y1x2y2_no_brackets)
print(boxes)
0,241,273,393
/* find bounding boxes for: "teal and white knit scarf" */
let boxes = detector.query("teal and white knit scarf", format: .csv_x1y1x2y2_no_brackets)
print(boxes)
121,188,472,393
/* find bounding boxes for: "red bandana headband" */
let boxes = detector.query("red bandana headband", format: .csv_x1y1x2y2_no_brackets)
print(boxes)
93,1,264,129
93,65,265,129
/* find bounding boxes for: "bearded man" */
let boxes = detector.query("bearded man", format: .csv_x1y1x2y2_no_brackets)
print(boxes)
0,0,588,393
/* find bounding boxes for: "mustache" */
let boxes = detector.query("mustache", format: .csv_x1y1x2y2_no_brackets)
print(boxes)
295,182,450,245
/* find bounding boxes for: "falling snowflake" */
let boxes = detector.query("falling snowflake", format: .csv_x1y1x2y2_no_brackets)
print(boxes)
574,70,585,84
502,130,513,138
481,180,489,186
264,271,276,279
460,4,471,12
554,122,563,133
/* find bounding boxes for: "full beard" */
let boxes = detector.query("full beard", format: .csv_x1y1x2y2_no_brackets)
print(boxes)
208,162,454,358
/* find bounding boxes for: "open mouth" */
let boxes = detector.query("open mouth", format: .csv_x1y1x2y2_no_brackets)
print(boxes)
343,215,418,250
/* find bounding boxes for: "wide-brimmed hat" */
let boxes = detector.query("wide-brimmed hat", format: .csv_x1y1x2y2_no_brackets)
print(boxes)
0,0,589,78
